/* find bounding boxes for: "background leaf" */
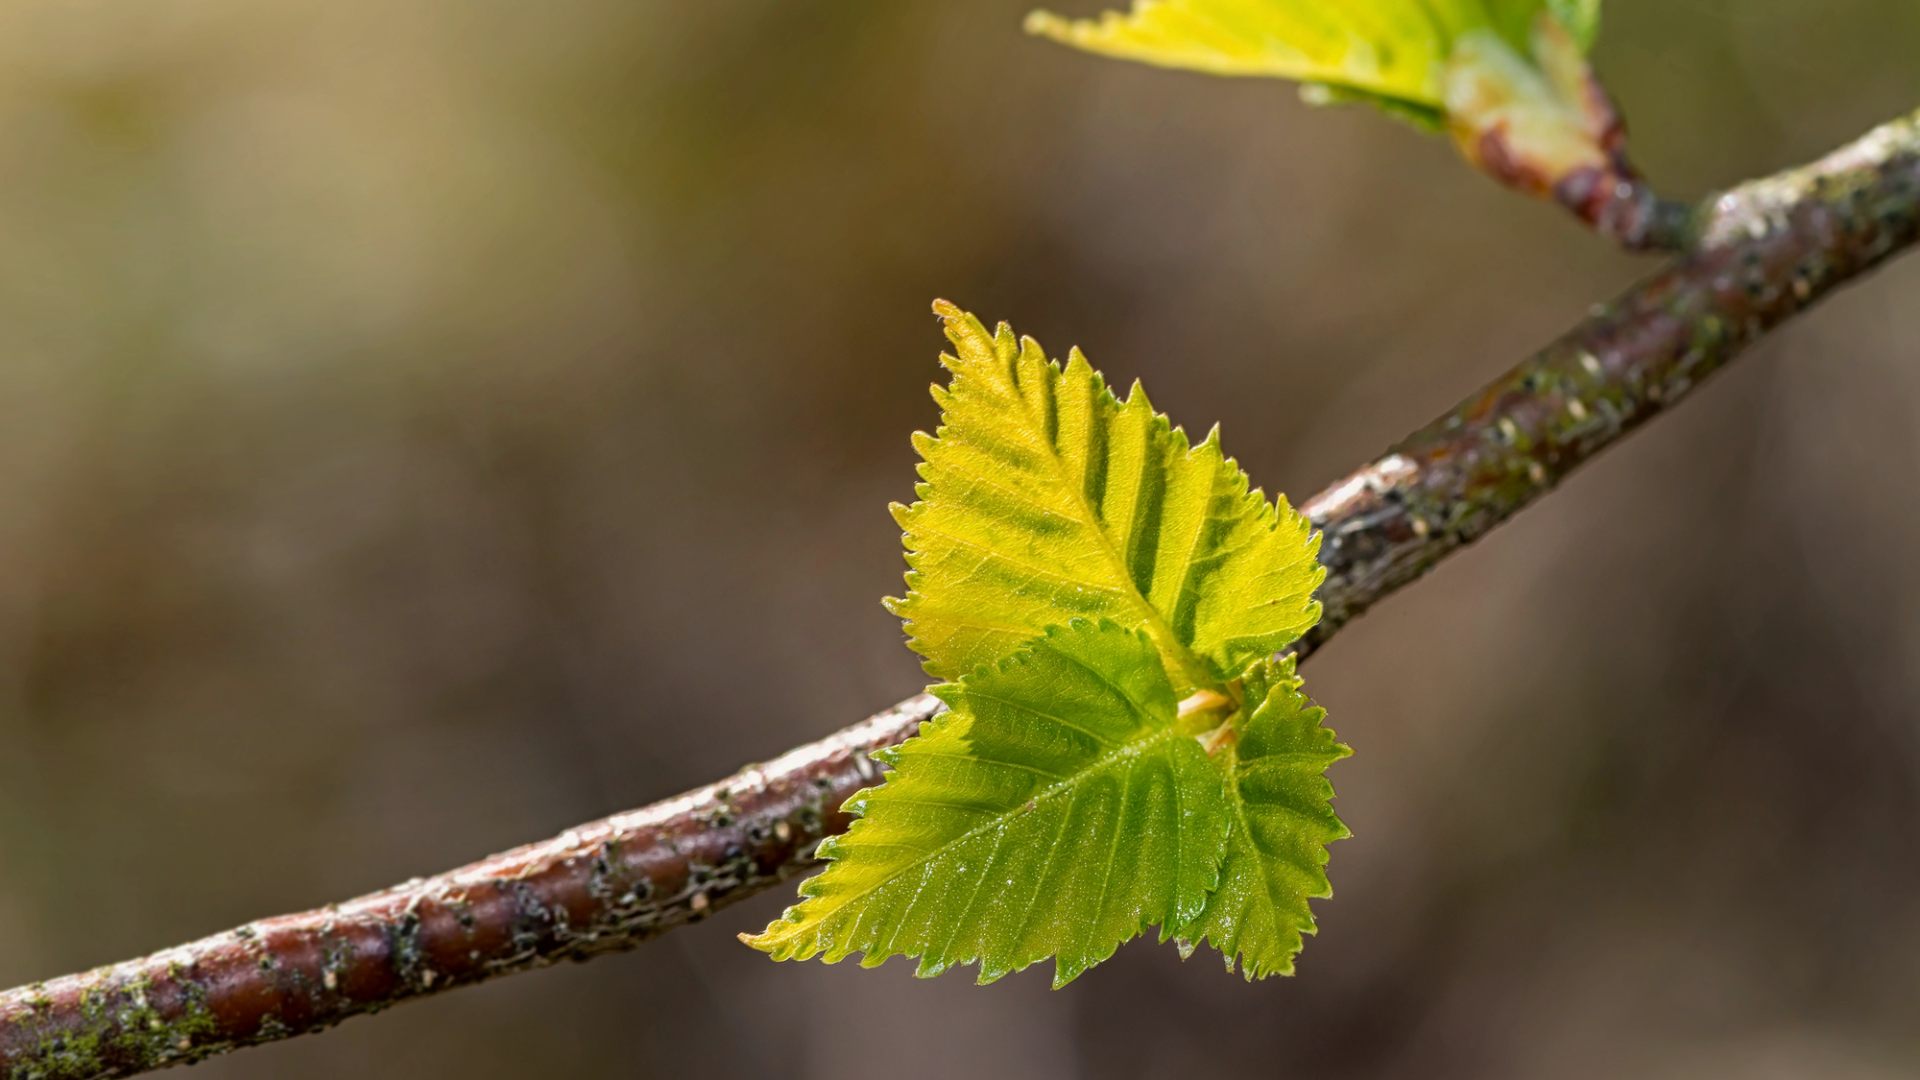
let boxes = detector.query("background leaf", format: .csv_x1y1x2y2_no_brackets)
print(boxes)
1177,656,1350,979
1025,1,1456,109
1546,0,1602,49
889,303,1323,691
744,620,1232,987
1487,0,1601,51
1026,0,1602,118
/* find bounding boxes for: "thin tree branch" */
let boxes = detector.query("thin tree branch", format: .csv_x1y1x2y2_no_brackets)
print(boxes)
1556,171,1696,253
5,106,1919,1080
1303,106,1920,656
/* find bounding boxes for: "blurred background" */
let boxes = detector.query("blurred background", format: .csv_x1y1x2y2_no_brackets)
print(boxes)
0,1,1918,1076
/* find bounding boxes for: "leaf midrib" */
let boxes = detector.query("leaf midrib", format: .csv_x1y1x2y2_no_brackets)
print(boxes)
1003,366,1219,692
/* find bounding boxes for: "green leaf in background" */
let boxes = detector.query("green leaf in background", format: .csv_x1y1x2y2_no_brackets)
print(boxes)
1175,656,1350,979
743,619,1233,987
1025,0,1603,130
1539,0,1601,49
1487,0,1602,51
889,303,1323,693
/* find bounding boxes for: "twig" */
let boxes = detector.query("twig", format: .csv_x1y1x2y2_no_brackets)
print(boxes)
1304,106,1920,655
4,106,1919,1080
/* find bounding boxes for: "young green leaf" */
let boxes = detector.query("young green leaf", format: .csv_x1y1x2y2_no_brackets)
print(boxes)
1538,0,1601,49
1025,0,1602,123
1176,656,1350,980
1027,1,1460,125
743,619,1232,987
889,303,1323,693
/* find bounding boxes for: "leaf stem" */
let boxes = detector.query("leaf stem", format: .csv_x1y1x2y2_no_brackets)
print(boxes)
1448,16,1696,252
1175,687,1237,738
1198,720,1239,758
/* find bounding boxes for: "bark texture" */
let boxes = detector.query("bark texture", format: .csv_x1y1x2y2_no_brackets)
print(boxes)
4,106,1919,1080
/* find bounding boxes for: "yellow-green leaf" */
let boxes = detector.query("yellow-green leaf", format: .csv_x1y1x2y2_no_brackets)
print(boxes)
888,303,1323,693
1176,656,1349,979
743,620,1232,986
1025,0,1603,129
1543,0,1601,49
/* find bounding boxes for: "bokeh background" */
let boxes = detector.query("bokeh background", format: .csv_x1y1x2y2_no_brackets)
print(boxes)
1,1,1918,1076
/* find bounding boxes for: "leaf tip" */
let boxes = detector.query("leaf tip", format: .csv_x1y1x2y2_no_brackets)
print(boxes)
932,300,1001,370
739,924,792,958
1022,9,1067,39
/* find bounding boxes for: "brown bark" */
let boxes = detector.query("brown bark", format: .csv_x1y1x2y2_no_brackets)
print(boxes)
4,106,1918,1080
